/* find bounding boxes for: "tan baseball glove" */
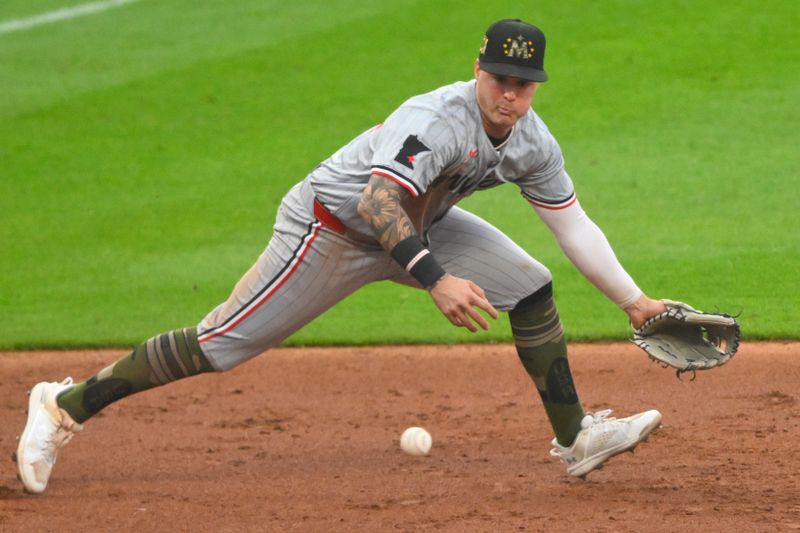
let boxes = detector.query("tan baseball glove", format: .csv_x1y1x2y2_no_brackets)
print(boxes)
631,300,741,378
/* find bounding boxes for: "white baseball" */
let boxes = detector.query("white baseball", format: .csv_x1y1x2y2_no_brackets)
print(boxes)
400,427,432,456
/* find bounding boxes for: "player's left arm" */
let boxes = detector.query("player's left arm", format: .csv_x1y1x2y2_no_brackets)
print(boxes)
518,121,665,328
532,199,665,328
622,294,667,330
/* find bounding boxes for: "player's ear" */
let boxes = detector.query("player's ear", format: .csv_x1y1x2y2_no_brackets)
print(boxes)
474,59,481,80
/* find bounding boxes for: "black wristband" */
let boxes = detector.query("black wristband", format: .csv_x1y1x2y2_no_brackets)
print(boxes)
390,236,446,290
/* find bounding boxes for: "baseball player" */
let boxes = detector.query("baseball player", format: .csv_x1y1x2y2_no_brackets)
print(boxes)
16,19,667,493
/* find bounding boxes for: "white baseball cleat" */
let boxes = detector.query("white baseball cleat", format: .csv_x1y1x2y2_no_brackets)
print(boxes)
549,409,662,478
14,378,83,494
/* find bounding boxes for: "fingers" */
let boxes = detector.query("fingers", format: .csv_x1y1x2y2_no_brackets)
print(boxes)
444,306,481,332
430,276,498,332
464,306,490,331
468,280,487,299
453,295,497,333
467,281,499,320
474,296,499,320
451,315,477,332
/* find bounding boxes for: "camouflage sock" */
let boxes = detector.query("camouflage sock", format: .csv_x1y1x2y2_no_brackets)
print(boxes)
57,327,214,423
509,283,585,447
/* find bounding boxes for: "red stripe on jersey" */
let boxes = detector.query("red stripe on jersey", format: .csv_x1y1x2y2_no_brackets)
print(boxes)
198,223,322,343
526,194,578,210
370,170,419,197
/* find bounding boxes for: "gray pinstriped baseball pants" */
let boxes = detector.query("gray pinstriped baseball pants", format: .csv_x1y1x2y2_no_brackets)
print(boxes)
197,179,552,371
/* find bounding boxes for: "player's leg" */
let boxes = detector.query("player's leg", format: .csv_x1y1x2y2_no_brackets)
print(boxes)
403,206,586,447
54,327,214,424
15,325,215,493
422,207,661,476
57,182,385,414
16,180,389,492
507,282,585,447
194,184,391,371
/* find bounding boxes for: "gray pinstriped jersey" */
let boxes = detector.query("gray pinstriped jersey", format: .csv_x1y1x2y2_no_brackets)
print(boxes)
308,79,575,237
198,80,572,368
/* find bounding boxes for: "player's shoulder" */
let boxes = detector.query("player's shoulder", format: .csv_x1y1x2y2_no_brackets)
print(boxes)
402,80,474,108
502,108,564,176
516,107,557,141
420,80,475,109
394,80,476,129
376,80,476,154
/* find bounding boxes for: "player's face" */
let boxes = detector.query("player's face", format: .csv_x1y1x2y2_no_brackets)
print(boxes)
474,60,539,138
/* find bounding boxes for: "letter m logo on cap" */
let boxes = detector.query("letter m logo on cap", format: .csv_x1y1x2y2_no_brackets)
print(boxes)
504,36,534,59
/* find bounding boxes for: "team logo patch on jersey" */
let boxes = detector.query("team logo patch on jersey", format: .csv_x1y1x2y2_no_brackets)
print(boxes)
394,135,430,169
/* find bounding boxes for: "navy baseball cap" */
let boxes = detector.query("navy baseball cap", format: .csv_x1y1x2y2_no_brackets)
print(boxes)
478,19,548,82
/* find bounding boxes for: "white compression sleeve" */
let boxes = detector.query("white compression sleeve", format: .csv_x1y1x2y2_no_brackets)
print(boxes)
533,199,642,309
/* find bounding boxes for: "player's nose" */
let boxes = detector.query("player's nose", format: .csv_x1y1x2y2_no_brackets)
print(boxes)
501,84,517,101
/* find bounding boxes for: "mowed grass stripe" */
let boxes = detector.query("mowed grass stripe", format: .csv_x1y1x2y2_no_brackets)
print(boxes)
1,0,797,347
0,1,435,348
0,0,420,119
0,0,140,35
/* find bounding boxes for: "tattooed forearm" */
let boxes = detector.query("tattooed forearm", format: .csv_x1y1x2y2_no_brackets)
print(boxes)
357,174,416,250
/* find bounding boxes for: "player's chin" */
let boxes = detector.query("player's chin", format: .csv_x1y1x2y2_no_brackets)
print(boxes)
494,111,520,127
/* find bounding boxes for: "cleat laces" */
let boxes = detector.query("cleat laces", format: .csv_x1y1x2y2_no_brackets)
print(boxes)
43,378,78,465
584,409,614,426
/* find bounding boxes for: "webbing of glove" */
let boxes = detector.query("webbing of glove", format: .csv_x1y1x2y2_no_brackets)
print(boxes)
631,300,741,379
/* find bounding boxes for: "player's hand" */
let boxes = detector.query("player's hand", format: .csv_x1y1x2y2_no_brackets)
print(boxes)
624,294,667,330
429,274,499,332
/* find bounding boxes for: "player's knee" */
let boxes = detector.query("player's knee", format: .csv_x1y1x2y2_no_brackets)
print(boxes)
195,341,266,373
510,281,555,316
205,358,235,373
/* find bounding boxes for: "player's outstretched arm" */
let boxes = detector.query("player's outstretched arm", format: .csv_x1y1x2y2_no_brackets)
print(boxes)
624,294,667,330
357,174,498,331
533,198,645,311
533,199,667,328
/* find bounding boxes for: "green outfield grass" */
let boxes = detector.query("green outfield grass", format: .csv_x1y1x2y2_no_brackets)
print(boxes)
1,0,798,348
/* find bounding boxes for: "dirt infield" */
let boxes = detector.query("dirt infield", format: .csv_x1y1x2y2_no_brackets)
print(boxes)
1,342,798,532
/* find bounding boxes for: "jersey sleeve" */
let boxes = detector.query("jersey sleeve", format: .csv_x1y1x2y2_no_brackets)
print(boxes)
513,117,576,210
369,105,459,197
